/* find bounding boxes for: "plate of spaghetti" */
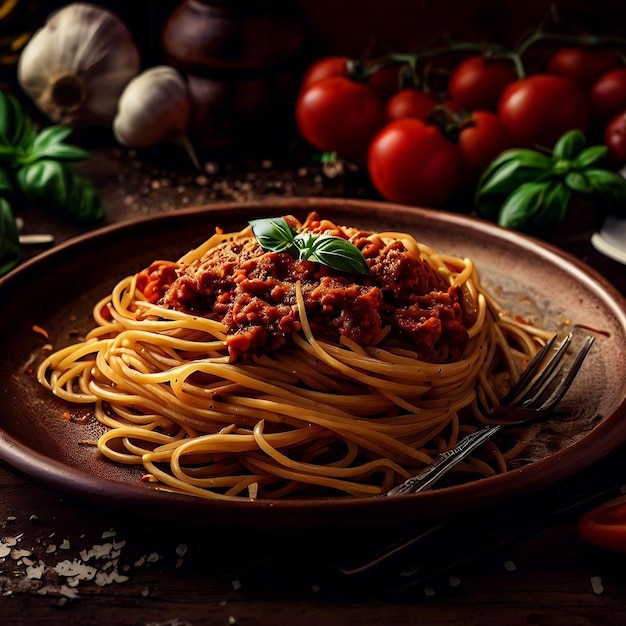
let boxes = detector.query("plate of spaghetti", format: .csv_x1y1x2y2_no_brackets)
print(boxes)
1,198,625,529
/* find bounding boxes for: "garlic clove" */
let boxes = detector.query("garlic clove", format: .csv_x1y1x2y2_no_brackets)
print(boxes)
114,65,200,169
18,2,140,127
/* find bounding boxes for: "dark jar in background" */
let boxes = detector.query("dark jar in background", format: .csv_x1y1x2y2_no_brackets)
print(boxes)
162,0,306,152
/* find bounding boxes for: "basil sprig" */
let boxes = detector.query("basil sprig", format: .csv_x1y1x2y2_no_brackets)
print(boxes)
475,130,626,234
249,217,370,276
0,90,103,277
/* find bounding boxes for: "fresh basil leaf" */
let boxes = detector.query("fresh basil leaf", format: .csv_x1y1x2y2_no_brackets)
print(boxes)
31,125,73,149
498,182,549,230
250,217,369,275
499,181,571,233
0,144,18,166
16,160,103,221
0,167,13,195
20,126,91,164
293,232,316,259
552,130,586,160
16,160,71,205
584,168,626,215
0,196,19,277
565,171,594,195
482,148,552,175
575,145,608,169
249,217,296,253
21,142,92,164
542,181,572,225
308,235,369,275
64,173,104,221
476,157,552,220
0,91,35,150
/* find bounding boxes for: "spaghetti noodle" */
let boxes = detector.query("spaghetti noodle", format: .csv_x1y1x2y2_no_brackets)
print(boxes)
37,212,554,500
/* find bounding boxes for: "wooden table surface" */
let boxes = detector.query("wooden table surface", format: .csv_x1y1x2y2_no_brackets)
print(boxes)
2,143,626,626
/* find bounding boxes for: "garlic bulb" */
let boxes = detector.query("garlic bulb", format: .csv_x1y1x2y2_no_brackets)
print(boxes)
113,66,200,169
17,2,140,127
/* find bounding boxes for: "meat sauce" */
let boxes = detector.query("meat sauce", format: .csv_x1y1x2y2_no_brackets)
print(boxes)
136,215,469,362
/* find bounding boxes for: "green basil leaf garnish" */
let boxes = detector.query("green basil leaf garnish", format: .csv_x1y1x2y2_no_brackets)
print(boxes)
250,217,369,276
307,234,370,275
249,217,296,253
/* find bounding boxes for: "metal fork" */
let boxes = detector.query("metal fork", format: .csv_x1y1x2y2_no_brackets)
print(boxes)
386,331,595,496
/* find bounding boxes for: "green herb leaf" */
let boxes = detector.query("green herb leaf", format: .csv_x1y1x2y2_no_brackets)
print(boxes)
552,129,586,160
565,171,593,195
21,142,92,164
0,91,35,152
32,125,72,147
16,160,71,205
575,145,608,169
16,160,103,221
24,125,91,164
307,235,370,275
498,181,570,233
0,167,13,196
249,217,296,253
584,169,626,215
250,217,369,275
476,153,552,220
498,182,549,230
0,196,19,277
0,145,18,166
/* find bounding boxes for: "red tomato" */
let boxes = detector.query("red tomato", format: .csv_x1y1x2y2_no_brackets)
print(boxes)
590,68,626,126
448,55,518,112
367,118,460,207
300,56,350,91
604,110,626,167
368,63,403,100
546,46,623,86
295,76,385,162
498,74,590,148
385,88,437,122
579,495,626,552
457,111,511,185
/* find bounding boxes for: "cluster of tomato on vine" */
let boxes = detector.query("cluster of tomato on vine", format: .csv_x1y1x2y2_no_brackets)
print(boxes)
294,16,626,231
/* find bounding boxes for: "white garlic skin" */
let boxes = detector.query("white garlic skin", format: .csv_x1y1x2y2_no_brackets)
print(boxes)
113,66,192,148
17,2,140,127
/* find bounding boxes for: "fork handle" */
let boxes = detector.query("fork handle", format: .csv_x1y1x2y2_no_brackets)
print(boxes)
386,424,501,496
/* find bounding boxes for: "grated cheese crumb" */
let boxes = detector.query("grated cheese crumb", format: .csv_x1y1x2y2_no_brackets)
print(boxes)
147,552,160,563
591,576,604,595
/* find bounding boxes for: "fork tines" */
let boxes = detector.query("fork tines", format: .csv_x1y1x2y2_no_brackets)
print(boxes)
503,331,594,413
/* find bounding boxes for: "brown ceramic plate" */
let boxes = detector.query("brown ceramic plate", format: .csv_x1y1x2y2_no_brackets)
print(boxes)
1,198,625,529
